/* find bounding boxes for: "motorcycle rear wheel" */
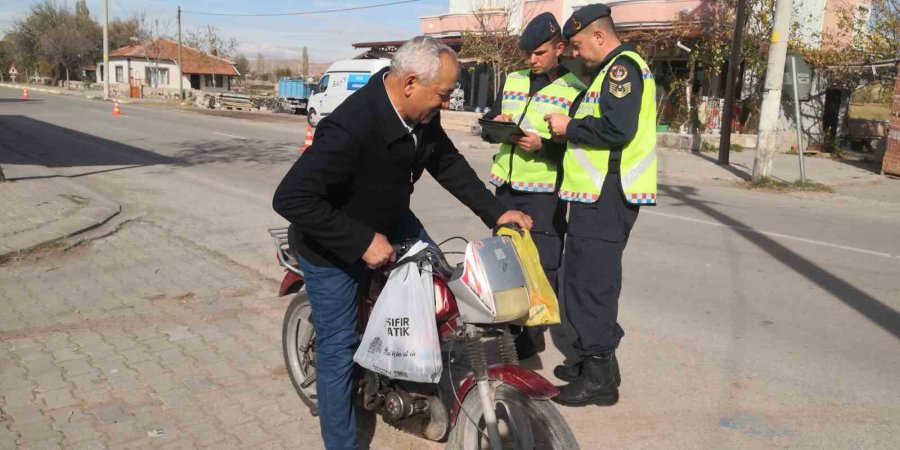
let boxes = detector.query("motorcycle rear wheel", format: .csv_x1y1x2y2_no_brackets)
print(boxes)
282,291,319,416
446,384,578,450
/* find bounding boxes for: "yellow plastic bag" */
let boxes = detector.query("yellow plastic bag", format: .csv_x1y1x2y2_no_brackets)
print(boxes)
497,227,560,326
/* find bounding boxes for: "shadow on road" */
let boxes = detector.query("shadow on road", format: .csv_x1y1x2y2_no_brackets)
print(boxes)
0,98,44,104
690,150,754,181
660,183,900,340
0,115,300,177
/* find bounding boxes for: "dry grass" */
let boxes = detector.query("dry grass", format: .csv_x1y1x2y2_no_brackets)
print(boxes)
745,177,835,193
848,103,891,121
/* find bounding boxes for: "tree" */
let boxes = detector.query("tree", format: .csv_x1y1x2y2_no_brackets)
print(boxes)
9,1,101,83
255,52,266,78
300,46,309,78
273,67,293,79
109,15,150,50
184,25,237,58
233,53,250,78
459,0,528,95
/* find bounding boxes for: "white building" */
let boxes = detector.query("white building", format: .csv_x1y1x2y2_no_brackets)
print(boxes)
97,38,240,98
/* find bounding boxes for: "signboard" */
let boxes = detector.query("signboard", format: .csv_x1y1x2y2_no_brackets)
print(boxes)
347,73,372,91
8,65,17,75
783,55,813,101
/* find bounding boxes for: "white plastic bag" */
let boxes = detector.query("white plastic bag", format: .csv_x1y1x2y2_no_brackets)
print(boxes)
354,242,442,383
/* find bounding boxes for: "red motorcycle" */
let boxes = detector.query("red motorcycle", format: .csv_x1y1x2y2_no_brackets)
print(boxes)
269,227,578,449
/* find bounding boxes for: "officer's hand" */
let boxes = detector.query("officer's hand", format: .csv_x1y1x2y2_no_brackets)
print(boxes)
544,113,571,138
362,233,396,269
493,114,513,122
511,132,543,152
496,211,533,231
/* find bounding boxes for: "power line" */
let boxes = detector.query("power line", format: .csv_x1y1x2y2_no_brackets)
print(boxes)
181,0,421,17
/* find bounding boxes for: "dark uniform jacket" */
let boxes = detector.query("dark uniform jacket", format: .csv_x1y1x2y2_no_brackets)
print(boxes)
566,43,644,173
273,68,505,267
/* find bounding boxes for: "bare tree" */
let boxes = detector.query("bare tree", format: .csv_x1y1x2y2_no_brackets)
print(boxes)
459,0,529,95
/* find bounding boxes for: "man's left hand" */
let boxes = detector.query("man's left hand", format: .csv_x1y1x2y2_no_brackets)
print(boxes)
544,113,571,138
511,132,543,152
496,210,533,231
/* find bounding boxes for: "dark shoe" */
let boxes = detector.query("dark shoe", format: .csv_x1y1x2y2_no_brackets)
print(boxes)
552,353,619,407
513,326,546,360
554,351,621,387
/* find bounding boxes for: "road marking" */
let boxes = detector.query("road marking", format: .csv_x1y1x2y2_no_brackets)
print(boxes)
645,210,899,259
213,132,247,140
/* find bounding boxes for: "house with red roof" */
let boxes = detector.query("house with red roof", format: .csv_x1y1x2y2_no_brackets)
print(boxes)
97,38,240,98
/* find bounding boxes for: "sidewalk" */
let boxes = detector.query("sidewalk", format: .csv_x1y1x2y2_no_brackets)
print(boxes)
0,151,120,260
452,131,897,202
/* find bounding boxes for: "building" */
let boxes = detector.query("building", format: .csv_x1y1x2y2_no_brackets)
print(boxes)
97,38,240,99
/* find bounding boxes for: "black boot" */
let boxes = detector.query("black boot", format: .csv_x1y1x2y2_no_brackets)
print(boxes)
512,326,546,360
552,353,619,407
554,351,621,386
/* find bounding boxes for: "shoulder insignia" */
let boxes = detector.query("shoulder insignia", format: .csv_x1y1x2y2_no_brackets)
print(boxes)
609,64,628,82
609,82,632,98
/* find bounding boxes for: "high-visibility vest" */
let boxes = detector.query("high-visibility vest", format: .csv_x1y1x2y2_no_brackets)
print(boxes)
558,51,657,205
489,70,585,192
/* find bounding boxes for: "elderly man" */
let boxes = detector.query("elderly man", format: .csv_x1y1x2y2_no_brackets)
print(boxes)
273,36,532,449
544,4,658,407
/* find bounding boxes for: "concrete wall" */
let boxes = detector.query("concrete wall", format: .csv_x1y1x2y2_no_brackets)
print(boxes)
97,58,189,90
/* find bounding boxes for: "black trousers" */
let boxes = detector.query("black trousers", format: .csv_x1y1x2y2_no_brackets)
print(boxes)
495,185,566,351
563,174,640,355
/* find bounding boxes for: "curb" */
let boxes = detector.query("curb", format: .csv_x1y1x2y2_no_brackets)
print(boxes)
0,83,134,103
0,197,120,260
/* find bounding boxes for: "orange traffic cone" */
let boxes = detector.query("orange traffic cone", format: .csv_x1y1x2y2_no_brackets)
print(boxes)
112,99,122,116
299,123,314,153
22,88,29,100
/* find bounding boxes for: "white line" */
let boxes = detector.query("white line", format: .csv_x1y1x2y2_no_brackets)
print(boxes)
212,132,247,140
644,210,899,259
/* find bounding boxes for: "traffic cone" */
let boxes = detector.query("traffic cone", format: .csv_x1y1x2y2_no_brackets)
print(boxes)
112,99,122,116
22,88,28,100
299,123,314,153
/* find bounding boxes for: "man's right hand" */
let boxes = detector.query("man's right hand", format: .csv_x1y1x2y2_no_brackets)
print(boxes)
493,114,513,122
362,233,395,269
496,210,533,231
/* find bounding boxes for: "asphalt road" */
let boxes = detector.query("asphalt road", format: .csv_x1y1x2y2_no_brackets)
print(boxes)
2,88,899,448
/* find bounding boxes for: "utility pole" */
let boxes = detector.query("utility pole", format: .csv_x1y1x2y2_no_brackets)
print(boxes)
718,0,748,165
102,0,109,99
752,0,793,181
177,6,184,100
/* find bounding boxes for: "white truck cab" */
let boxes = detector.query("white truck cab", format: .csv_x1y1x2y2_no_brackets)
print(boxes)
306,59,391,127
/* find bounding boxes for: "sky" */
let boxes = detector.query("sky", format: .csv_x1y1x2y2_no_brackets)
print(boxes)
0,0,448,62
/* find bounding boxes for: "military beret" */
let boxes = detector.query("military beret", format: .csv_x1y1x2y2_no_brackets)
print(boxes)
562,3,612,41
518,12,561,52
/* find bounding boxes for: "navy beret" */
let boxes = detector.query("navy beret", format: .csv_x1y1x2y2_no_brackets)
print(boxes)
563,3,612,41
518,12,561,52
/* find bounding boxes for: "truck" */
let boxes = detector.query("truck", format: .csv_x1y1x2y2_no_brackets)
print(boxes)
277,78,316,114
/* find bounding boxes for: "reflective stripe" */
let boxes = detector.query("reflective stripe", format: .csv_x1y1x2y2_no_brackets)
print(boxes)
621,148,657,191
571,146,606,193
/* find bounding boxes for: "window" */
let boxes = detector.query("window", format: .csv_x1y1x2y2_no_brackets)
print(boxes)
144,67,169,86
317,75,330,93
115,66,123,83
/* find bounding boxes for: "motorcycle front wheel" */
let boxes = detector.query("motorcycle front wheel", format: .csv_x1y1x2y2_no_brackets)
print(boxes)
446,384,579,450
282,291,318,416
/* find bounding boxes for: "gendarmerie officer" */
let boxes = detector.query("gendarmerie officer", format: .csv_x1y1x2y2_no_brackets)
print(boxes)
544,4,658,407
481,12,585,359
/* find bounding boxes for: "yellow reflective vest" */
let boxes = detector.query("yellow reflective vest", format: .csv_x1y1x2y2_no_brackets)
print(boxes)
559,51,658,205
489,70,585,192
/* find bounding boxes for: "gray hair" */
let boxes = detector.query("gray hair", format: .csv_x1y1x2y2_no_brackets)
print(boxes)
390,36,458,84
